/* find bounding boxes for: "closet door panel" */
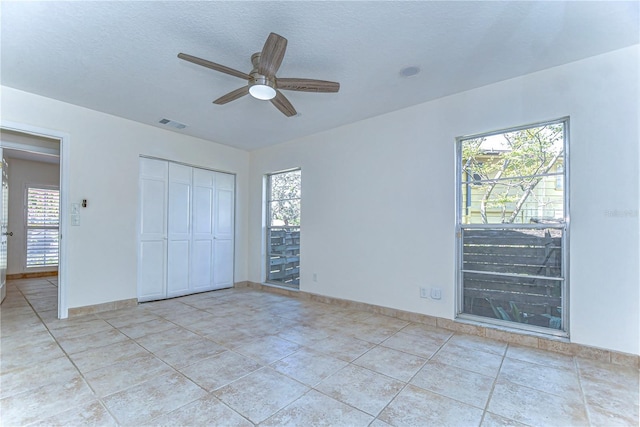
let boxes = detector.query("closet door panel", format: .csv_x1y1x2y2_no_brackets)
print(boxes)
192,239,213,291
213,239,233,289
167,240,190,296
192,169,216,291
213,172,235,290
138,240,166,301
138,158,168,301
168,163,192,295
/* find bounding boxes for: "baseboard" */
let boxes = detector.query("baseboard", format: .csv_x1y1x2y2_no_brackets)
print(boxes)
237,281,639,368
68,298,137,318
7,271,58,280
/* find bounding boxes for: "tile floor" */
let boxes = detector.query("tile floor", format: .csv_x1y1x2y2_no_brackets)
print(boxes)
1,278,638,426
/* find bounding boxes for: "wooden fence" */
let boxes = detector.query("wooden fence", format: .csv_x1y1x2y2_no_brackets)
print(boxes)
462,228,563,328
268,227,300,286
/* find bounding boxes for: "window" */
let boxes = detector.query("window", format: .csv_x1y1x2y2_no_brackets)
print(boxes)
26,186,59,268
457,119,568,335
266,169,301,288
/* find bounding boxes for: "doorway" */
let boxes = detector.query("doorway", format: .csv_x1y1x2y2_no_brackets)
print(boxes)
0,122,69,318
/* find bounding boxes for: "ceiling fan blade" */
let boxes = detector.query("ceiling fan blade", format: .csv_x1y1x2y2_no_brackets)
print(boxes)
270,90,297,117
258,33,287,77
277,78,340,93
213,86,249,105
178,53,251,80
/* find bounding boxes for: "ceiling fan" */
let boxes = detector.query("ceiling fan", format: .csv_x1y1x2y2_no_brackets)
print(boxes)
178,32,340,117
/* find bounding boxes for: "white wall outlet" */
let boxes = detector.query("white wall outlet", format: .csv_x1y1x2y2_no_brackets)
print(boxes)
431,288,442,300
420,287,429,298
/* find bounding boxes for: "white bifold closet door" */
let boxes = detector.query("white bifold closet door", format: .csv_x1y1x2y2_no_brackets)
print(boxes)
138,157,234,302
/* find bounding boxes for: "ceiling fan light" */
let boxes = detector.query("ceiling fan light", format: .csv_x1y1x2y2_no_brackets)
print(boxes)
249,84,276,100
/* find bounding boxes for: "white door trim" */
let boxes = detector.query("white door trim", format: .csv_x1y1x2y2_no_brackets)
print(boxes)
0,120,70,319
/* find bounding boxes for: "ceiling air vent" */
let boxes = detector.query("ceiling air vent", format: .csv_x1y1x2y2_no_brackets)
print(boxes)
158,118,187,129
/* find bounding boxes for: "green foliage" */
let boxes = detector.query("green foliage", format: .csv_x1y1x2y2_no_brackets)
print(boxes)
462,123,564,224
269,170,301,226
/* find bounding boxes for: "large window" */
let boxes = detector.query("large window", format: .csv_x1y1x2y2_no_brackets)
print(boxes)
26,186,59,268
266,169,301,288
456,119,568,335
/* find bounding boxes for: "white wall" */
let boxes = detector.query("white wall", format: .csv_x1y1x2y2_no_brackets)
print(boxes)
1,87,250,310
6,158,60,275
249,46,639,355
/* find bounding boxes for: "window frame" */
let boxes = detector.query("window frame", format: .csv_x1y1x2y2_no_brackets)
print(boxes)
265,168,301,288
24,184,60,269
455,117,570,337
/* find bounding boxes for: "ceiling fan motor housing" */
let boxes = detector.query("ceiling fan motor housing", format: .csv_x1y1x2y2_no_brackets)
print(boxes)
248,53,277,100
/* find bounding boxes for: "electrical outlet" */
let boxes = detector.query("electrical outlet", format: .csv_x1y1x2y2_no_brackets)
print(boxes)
313,273,318,282
420,287,429,298
431,288,442,300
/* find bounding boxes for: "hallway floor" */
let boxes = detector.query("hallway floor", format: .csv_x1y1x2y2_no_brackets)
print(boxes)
1,278,638,426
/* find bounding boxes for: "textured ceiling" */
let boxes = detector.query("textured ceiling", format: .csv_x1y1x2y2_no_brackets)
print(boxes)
1,1,638,151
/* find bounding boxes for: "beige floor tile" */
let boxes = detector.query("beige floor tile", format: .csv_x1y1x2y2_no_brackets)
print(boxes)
506,343,575,370
30,400,117,427
56,328,129,354
154,336,227,369
312,334,375,362
315,364,405,416
0,355,78,398
203,324,263,347
0,374,95,425
353,345,426,382
481,412,531,427
345,322,407,344
378,384,484,427
0,331,66,372
49,318,115,339
69,339,150,373
586,402,639,427
580,374,639,416
0,314,48,337
271,347,348,386
36,308,59,323
369,418,394,427
432,342,503,376
3,283,636,426
380,331,443,359
499,357,581,398
102,372,206,425
150,394,252,427
577,357,639,415
577,357,639,390
84,353,174,396
214,367,309,423
410,360,494,408
262,389,374,426
134,325,201,353
447,333,508,355
399,322,453,341
276,324,332,346
487,379,588,426
234,335,301,364
103,311,163,329
180,350,262,391
118,317,178,339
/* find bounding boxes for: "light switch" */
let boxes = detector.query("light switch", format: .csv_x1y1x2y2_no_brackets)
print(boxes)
71,214,80,226
71,203,80,215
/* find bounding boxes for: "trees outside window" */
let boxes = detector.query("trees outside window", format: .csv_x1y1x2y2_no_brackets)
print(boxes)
266,169,300,287
457,119,568,334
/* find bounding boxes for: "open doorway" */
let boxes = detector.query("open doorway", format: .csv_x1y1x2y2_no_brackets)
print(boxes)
0,124,68,318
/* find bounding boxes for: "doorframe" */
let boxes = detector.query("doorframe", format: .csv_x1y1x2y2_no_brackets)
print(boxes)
0,120,70,319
